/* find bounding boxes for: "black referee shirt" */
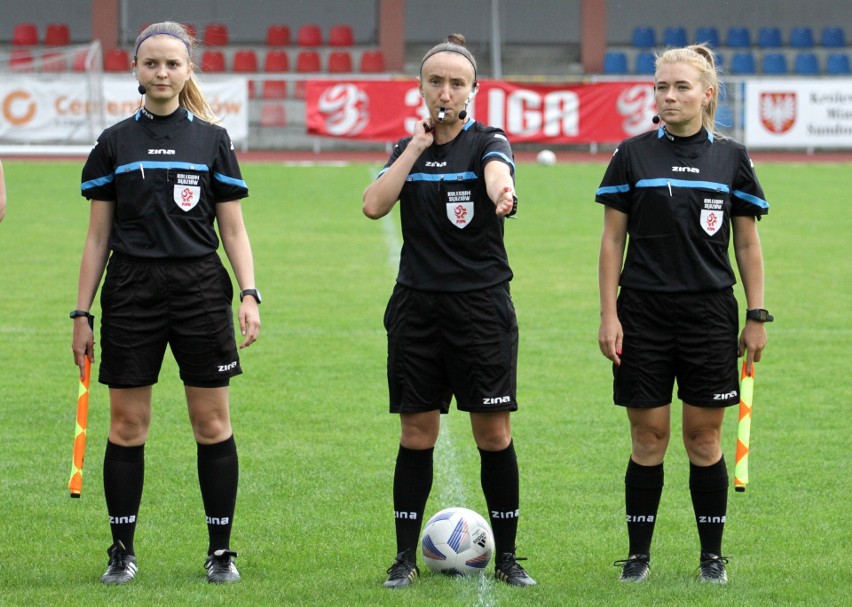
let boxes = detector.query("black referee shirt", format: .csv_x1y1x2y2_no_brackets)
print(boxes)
81,107,248,258
381,120,515,292
596,127,768,293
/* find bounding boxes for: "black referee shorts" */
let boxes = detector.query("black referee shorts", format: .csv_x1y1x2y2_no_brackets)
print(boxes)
98,253,241,388
384,282,519,414
613,288,740,408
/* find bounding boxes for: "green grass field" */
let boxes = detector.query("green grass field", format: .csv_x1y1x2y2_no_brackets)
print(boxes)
0,158,849,606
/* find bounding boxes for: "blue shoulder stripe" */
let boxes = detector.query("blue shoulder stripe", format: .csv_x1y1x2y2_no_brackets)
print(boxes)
214,172,248,189
596,184,630,195
81,174,114,191
407,171,478,182
483,150,515,170
734,189,769,209
114,161,211,174
636,178,730,193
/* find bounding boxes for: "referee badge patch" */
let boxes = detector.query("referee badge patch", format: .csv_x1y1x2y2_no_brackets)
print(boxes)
700,209,723,235
173,184,200,212
447,202,474,228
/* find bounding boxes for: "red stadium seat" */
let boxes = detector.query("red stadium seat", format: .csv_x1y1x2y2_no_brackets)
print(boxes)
182,23,197,41
264,50,290,72
203,23,229,46
266,25,291,47
327,50,353,73
201,50,227,72
262,80,288,99
359,50,385,73
232,50,259,72
10,50,34,71
297,24,322,47
41,52,67,72
13,23,38,46
328,24,354,46
104,48,130,72
295,50,321,72
260,103,287,127
45,23,70,46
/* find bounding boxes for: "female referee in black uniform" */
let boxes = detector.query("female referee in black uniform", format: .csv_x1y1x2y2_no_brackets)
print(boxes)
597,44,770,584
363,34,535,589
71,22,260,585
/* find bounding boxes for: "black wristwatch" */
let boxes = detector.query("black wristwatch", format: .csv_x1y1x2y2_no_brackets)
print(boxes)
239,288,262,304
69,309,93,320
746,308,774,323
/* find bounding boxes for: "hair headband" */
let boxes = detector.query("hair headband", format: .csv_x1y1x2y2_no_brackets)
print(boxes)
420,47,477,82
134,31,192,59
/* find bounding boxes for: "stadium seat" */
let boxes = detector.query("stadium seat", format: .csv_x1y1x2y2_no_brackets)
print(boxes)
635,51,656,75
232,50,259,72
261,80,288,99
266,25,291,47
45,23,70,46
761,52,788,74
327,50,353,73
726,27,751,49
793,52,820,75
631,26,656,49
297,24,323,47
182,23,197,41
295,50,321,72
41,51,67,72
260,103,287,127
203,23,229,46
359,50,385,73
264,50,290,72
825,52,851,75
103,48,130,72
328,24,354,46
663,26,687,48
729,51,756,74
789,26,814,49
10,50,34,71
820,26,846,48
603,50,628,74
12,23,38,46
694,26,720,48
201,49,226,72
757,26,782,49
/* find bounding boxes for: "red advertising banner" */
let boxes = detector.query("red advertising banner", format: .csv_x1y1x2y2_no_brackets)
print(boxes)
306,80,658,144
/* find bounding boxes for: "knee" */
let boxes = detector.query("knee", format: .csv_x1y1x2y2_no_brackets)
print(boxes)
684,428,722,463
190,411,232,444
631,425,670,460
109,414,150,445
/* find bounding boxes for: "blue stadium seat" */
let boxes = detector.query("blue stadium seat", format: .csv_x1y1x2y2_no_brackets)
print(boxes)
820,26,846,48
757,27,782,49
729,51,756,74
603,51,628,74
632,26,656,49
789,26,814,49
793,52,820,75
761,52,788,74
663,26,687,48
694,26,720,48
825,52,851,75
635,51,657,75
726,27,751,49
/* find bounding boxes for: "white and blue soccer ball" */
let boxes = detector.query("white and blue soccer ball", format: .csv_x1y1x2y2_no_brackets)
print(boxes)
536,149,557,166
420,507,494,575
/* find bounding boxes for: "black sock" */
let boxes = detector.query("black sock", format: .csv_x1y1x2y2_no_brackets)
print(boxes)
103,441,145,555
479,441,520,556
197,435,239,555
392,445,433,559
625,458,664,557
690,456,729,556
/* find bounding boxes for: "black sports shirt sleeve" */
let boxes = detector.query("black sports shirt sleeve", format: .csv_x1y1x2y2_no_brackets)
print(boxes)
730,150,768,218
81,134,117,201
210,130,249,202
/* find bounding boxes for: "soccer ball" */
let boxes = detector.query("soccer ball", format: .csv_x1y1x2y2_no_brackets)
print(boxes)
536,149,557,166
420,507,494,575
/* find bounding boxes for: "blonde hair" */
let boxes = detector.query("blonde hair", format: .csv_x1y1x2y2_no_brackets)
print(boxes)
656,44,722,137
134,22,219,123
420,33,478,83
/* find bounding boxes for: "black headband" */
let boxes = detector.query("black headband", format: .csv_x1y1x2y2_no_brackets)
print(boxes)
420,47,477,82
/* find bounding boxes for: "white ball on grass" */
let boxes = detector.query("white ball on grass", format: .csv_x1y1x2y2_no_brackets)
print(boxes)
537,149,557,166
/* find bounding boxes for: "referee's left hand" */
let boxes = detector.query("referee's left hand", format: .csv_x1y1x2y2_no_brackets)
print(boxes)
238,300,260,348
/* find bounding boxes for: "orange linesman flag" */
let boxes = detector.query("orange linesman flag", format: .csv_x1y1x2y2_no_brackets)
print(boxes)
734,361,754,492
68,356,91,498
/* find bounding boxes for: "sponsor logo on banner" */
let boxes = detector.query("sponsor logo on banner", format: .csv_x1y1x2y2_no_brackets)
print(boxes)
317,83,370,136
174,185,200,211
759,92,796,133
700,209,723,235
447,202,473,228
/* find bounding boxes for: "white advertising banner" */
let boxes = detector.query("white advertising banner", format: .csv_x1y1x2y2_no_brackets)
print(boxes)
0,74,248,145
745,78,852,149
